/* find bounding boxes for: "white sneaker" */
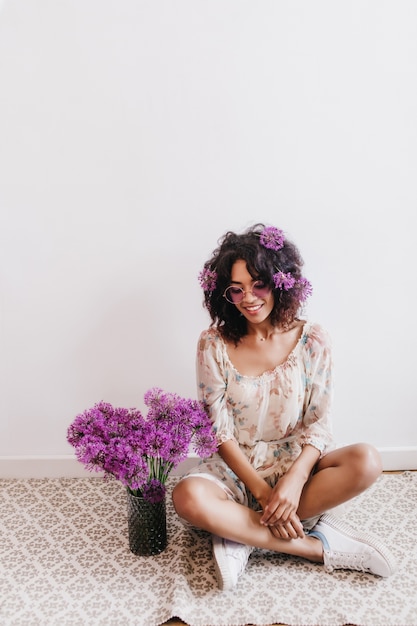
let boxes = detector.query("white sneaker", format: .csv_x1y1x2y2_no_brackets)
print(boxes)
309,513,397,577
212,535,254,590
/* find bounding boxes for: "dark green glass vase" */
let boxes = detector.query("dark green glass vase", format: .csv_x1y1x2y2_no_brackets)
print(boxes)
126,489,167,556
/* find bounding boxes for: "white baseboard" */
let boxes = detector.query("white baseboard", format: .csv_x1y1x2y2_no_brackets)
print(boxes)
0,454,202,479
377,447,417,471
0,447,415,479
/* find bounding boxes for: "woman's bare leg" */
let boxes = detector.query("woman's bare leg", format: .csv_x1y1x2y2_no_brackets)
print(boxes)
173,443,381,550
172,443,395,588
297,443,382,521
172,476,322,561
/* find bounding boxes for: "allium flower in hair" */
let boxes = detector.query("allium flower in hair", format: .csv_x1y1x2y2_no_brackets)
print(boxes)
273,270,296,291
296,277,313,302
259,226,285,251
198,267,217,293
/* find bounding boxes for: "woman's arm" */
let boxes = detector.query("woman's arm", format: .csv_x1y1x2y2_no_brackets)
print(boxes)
260,444,320,529
196,331,270,500
298,324,334,455
218,439,271,506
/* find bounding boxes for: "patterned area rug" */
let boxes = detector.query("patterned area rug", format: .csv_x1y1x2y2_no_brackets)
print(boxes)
1,472,416,626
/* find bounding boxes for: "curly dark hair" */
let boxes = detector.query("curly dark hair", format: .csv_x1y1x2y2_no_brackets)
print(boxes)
200,223,308,343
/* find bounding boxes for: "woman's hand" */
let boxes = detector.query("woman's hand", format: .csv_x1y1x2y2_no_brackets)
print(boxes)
268,515,304,540
260,472,305,539
255,482,273,514
260,444,320,540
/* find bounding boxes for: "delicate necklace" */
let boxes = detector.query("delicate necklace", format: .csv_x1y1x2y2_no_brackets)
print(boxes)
258,332,272,341
257,326,288,341
248,333,269,342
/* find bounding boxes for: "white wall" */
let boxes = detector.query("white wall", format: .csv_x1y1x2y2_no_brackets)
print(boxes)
0,1,416,471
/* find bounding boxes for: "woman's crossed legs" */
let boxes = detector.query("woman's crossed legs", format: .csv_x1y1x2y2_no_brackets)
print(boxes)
172,444,396,589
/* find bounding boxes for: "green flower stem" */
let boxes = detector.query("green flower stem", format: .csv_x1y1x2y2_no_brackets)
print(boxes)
146,457,173,485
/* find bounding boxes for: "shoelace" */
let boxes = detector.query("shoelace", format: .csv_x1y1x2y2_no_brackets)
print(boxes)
324,549,370,573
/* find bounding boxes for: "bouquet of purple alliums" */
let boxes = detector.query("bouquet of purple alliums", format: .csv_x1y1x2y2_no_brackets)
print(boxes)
67,387,218,503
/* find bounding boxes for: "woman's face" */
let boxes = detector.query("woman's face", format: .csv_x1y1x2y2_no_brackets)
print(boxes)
228,259,274,324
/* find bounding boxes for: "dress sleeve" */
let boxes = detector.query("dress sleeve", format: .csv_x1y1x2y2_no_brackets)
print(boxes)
196,329,237,446
299,323,334,456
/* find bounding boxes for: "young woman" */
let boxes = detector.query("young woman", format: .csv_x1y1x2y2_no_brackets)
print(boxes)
172,223,396,591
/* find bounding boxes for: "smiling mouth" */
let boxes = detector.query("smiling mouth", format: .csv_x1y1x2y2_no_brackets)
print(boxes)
244,304,263,313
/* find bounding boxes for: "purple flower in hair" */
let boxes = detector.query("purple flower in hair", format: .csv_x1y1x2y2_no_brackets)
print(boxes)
296,277,313,302
198,267,217,293
259,226,285,251
273,271,296,291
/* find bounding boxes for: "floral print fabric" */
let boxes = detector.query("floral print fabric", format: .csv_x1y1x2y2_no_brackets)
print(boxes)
195,321,335,481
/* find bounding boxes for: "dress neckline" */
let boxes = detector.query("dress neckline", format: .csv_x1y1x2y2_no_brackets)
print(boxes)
219,320,311,380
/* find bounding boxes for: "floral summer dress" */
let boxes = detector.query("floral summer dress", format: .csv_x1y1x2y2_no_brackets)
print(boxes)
186,321,335,512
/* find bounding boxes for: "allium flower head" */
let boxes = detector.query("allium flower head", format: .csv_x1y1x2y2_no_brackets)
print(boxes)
67,388,217,502
296,277,313,302
259,226,285,251
198,267,217,293
141,479,166,504
273,271,296,291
